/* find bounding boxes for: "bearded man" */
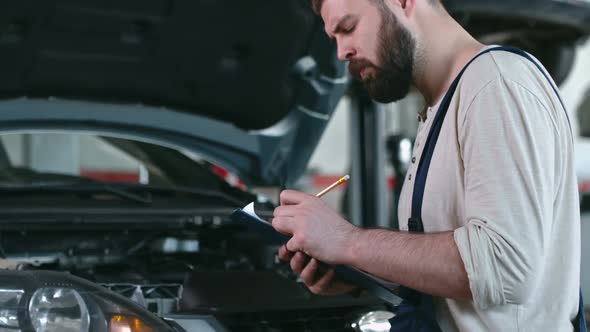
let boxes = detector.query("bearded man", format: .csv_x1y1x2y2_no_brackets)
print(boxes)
272,0,582,331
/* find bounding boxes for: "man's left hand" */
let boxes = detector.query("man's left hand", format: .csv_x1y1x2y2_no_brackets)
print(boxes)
272,190,359,265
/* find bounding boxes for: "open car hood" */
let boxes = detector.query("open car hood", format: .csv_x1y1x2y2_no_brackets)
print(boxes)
1,1,589,186
0,0,347,187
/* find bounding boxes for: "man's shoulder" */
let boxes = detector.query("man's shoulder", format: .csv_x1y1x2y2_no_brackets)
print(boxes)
453,48,571,144
456,48,554,108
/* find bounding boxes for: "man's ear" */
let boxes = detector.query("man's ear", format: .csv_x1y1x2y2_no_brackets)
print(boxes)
400,0,417,18
384,0,416,18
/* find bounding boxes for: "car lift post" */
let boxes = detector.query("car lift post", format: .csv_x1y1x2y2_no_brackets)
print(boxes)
348,83,389,228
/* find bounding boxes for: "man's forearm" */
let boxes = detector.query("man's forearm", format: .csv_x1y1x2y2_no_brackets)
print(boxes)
346,228,472,300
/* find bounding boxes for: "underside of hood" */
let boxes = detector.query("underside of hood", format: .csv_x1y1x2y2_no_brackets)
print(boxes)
0,0,348,130
0,0,348,187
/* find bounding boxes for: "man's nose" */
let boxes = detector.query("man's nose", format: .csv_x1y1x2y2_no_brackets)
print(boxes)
336,42,355,62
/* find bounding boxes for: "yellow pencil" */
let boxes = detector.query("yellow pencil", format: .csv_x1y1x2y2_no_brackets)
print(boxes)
315,175,350,198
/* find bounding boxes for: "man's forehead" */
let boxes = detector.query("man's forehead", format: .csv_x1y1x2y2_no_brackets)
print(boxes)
321,0,358,29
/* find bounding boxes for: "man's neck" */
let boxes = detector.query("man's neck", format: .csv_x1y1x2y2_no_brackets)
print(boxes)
413,13,484,107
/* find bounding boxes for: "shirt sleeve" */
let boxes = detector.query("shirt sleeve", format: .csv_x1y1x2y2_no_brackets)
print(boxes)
453,77,561,309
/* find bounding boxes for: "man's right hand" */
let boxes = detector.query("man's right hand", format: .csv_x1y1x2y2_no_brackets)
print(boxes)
278,245,359,296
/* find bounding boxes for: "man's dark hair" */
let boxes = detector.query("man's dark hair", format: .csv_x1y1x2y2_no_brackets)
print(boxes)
310,0,442,15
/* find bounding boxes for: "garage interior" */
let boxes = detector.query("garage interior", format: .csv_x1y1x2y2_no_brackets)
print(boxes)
0,1,590,331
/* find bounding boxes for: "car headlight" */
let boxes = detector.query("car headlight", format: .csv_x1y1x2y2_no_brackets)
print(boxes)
0,289,23,329
29,288,90,332
0,270,175,332
352,310,396,332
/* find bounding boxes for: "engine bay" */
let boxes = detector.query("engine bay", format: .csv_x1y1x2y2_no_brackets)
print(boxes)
0,217,386,331
0,223,281,284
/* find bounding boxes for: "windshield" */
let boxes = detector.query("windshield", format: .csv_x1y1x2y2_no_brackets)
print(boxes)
0,131,234,191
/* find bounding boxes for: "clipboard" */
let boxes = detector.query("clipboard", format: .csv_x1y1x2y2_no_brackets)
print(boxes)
230,203,403,305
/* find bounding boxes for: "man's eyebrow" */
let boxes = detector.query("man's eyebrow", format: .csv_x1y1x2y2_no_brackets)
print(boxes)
326,14,355,40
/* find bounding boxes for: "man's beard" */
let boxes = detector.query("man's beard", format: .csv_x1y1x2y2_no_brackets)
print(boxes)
348,10,416,103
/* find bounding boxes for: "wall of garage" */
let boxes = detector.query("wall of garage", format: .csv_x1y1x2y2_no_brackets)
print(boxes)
0,133,147,183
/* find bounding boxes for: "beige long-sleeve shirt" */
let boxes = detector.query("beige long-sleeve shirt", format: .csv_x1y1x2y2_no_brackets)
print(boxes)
397,47,581,331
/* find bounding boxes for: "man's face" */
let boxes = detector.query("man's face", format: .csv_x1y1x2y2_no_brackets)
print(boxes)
321,0,415,103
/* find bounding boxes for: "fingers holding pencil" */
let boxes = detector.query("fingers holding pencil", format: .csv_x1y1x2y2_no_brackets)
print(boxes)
275,174,350,236
272,174,356,265
273,174,357,294
279,174,350,206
